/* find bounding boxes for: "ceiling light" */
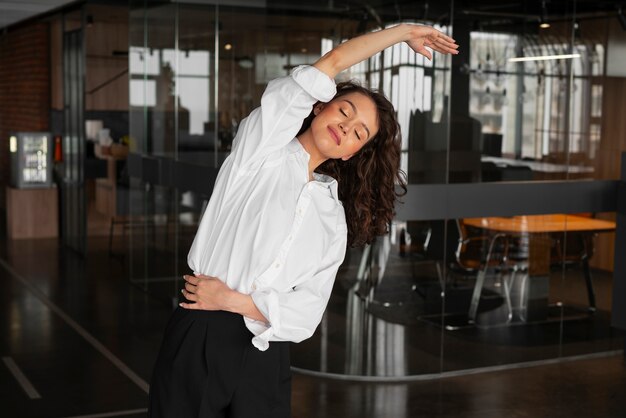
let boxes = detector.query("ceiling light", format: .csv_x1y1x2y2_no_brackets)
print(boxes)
224,43,232,51
237,56,254,69
508,53,580,63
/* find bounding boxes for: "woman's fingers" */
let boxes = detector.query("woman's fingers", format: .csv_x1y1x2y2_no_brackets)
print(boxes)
183,274,200,285
435,32,456,45
415,45,432,61
430,43,456,55
413,26,458,57
431,37,459,53
194,272,217,280
179,274,226,311
427,27,456,44
418,26,455,44
181,288,197,301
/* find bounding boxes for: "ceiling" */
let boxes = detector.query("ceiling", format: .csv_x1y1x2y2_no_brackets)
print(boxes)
0,0,80,29
2,0,625,31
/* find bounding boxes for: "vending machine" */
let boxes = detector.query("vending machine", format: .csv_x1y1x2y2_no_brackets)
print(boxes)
9,132,53,189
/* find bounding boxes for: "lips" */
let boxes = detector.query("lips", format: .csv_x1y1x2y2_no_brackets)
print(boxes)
328,127,341,146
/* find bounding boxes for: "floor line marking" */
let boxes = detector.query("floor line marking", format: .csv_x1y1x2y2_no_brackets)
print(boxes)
0,258,149,393
2,356,42,399
61,408,148,418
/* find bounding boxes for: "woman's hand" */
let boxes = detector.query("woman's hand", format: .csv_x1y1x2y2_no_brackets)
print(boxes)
179,273,269,323
405,25,458,61
179,273,232,311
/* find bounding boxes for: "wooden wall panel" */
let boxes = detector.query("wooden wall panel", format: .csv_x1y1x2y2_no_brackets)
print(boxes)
85,21,129,111
590,75,626,271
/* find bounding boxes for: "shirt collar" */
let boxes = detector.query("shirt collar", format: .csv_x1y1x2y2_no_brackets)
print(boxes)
312,173,341,204
289,139,341,205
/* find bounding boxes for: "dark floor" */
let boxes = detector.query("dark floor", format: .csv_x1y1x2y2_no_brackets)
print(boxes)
1,236,625,418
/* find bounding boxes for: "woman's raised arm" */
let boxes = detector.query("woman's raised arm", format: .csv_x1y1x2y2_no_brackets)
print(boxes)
313,23,458,79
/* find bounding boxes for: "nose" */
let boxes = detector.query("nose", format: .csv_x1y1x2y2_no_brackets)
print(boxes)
338,122,347,135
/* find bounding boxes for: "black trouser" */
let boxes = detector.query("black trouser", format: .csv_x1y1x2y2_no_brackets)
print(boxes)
149,308,291,418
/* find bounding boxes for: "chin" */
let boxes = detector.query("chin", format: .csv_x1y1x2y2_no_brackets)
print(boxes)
314,139,338,156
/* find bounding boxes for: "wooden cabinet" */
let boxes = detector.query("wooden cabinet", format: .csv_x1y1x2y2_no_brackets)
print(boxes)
6,186,58,239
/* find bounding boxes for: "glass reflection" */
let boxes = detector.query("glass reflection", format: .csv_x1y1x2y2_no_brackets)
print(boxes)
344,234,408,376
293,223,445,377
558,211,622,357
461,2,605,183
126,0,622,379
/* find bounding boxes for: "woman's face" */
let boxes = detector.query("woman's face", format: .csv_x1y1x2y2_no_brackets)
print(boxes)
310,91,379,161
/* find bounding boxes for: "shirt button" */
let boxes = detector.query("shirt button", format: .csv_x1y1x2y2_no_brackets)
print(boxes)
251,283,257,291
288,235,292,241
274,263,280,268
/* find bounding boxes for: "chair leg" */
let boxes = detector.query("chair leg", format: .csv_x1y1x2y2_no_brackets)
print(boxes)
435,261,444,295
582,257,596,312
502,269,514,323
468,233,507,323
518,272,529,322
468,267,487,322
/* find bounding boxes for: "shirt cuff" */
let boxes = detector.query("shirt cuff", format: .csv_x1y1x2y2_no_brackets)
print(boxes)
247,289,281,351
243,317,274,351
291,65,336,103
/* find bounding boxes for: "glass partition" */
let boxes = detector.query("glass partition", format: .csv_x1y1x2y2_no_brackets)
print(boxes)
127,0,622,378
128,1,177,303
559,211,620,357
128,1,219,304
460,1,603,183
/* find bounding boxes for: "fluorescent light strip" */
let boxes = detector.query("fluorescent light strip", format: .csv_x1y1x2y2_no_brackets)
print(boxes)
508,53,580,63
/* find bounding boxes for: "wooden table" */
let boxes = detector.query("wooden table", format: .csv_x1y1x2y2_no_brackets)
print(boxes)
462,214,616,323
463,214,615,234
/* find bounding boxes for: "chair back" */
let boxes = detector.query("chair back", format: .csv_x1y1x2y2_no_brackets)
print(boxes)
454,219,506,271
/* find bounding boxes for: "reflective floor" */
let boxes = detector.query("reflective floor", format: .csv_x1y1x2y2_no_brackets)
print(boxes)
292,242,623,377
0,236,625,417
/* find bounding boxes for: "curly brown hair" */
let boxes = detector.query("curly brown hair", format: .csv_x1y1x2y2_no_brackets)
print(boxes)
298,81,407,248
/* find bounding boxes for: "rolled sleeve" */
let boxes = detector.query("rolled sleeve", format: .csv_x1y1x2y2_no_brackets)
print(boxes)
290,65,337,103
244,230,347,351
231,65,337,169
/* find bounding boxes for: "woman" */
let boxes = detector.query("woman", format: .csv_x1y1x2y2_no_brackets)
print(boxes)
149,23,458,417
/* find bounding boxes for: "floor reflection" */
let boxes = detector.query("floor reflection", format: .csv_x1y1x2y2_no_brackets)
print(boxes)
345,282,408,376
291,229,622,378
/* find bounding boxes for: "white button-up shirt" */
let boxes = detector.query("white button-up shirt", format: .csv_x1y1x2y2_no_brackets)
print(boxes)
187,65,348,351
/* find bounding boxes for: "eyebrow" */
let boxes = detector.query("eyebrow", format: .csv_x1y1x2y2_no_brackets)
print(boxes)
341,99,371,140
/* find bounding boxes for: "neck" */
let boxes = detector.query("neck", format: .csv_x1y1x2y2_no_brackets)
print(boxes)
297,130,328,180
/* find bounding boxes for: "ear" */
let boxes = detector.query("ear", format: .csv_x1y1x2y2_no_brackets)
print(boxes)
313,103,325,116
341,153,355,161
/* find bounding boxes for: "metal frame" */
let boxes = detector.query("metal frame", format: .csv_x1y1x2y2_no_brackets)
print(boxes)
60,8,87,257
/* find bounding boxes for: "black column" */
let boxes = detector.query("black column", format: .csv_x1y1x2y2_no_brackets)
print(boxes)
611,153,626,357
450,19,471,118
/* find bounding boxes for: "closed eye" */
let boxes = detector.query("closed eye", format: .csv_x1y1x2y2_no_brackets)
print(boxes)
340,108,348,117
355,131,361,140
